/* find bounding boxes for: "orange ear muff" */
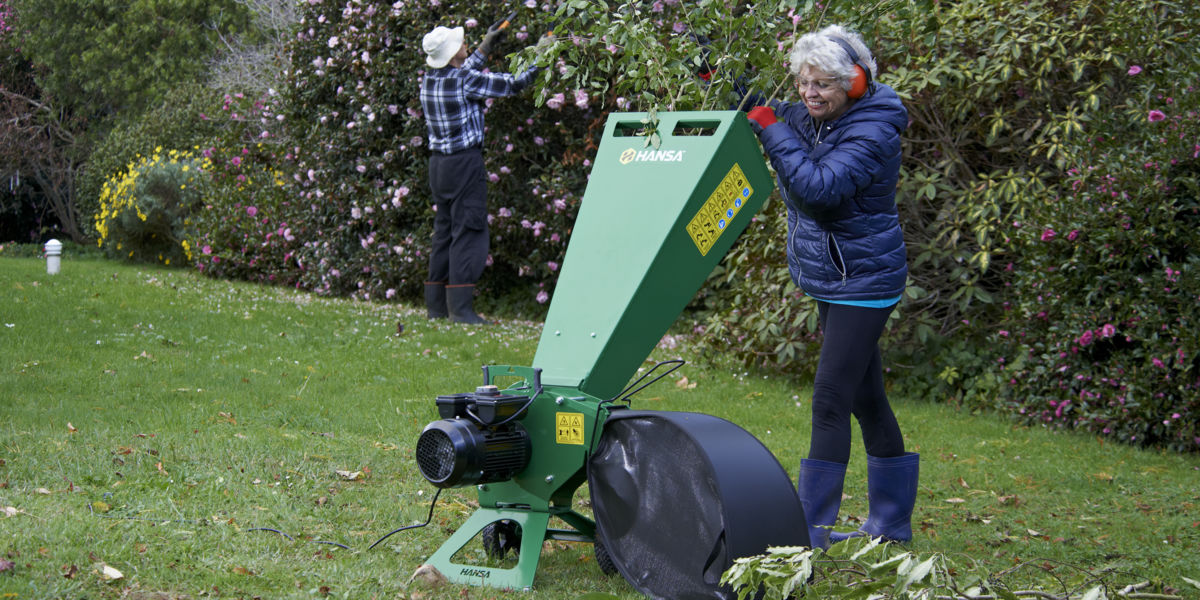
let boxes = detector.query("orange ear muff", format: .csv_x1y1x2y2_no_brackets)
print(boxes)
848,64,869,99
829,36,873,99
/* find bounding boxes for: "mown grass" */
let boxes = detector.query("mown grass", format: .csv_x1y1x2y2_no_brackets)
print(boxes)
1,256,1197,599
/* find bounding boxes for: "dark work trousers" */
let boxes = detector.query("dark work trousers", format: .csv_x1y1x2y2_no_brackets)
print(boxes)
808,300,906,464
427,147,489,285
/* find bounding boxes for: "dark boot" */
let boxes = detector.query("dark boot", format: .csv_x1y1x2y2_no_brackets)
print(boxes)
797,458,847,549
830,452,920,544
425,281,448,320
447,284,488,324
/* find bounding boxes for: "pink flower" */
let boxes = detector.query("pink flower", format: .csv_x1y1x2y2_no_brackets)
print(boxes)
246,206,258,217
536,290,549,304
547,261,559,272
1152,357,1165,368
547,93,565,109
1066,230,1079,241
202,245,213,255
1127,65,1142,76
1078,330,1094,346
1148,110,1167,122
1100,323,1116,338
1040,228,1056,241
573,89,589,110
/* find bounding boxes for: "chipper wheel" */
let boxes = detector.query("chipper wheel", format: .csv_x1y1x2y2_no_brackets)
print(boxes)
481,520,522,559
593,536,618,576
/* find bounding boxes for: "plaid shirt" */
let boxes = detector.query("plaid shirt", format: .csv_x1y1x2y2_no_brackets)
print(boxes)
420,50,538,154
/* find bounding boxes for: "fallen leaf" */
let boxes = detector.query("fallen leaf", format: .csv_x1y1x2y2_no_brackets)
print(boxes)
36,487,52,495
958,477,970,488
407,564,447,588
62,563,78,579
675,376,697,390
0,559,15,574
2,506,20,517
335,470,362,481
99,564,124,581
945,497,966,504
232,566,254,576
156,462,168,475
67,422,78,433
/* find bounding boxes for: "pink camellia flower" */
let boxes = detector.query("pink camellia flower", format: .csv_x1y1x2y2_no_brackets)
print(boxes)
574,89,589,110
1127,65,1142,76
547,93,565,109
1066,230,1079,241
1078,329,1094,346
536,290,549,304
547,261,559,272
202,245,213,255
1040,228,1056,241
1100,323,1116,338
1152,357,1165,368
246,206,258,217
1148,110,1166,122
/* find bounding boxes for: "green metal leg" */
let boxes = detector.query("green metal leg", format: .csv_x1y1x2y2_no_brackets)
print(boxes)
425,507,552,591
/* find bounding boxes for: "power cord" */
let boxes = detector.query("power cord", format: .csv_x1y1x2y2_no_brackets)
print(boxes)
86,487,444,552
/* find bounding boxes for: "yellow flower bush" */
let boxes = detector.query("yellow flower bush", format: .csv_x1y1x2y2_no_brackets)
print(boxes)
94,148,211,265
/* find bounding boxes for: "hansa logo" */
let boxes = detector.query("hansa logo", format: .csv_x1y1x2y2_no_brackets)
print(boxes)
619,148,687,165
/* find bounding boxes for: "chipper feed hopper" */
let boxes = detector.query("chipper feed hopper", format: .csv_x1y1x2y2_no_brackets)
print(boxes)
413,111,809,597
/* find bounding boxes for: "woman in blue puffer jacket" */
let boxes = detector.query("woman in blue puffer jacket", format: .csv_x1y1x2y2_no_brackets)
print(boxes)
745,24,919,550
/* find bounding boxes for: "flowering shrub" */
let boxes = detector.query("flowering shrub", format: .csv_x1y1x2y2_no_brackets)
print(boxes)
182,90,303,285
972,83,1200,451
77,83,226,239
94,148,209,265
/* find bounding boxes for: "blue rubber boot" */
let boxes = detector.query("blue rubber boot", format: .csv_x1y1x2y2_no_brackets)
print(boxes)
830,452,920,544
796,458,847,549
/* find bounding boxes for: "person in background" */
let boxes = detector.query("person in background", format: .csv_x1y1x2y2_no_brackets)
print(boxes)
744,24,919,549
419,21,539,324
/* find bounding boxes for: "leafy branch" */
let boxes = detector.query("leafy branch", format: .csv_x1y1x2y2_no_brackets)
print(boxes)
721,538,1197,600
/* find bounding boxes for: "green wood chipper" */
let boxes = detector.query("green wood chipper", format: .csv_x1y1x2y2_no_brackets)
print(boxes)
413,111,809,597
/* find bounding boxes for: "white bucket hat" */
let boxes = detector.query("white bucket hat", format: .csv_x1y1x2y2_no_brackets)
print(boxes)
423,26,465,69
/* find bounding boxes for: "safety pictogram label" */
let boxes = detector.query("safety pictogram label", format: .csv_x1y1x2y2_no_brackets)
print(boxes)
555,412,585,445
686,163,753,256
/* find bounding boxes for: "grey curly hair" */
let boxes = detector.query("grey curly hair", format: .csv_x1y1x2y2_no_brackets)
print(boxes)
788,25,877,92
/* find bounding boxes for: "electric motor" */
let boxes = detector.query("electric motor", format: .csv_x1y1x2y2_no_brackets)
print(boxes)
415,386,532,488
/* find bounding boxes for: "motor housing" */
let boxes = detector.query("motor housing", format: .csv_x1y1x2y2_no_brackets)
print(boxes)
415,386,532,488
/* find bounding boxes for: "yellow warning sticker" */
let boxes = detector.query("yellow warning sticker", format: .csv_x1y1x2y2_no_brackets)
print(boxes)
686,163,754,256
555,412,585,445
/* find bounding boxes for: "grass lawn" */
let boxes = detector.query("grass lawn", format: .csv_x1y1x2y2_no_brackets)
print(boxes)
1,256,1197,599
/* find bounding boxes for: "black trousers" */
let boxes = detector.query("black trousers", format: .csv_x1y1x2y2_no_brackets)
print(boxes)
427,148,489,285
808,300,906,464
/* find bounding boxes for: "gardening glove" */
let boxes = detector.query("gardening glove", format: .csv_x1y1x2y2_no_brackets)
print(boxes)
747,105,778,133
479,20,506,56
